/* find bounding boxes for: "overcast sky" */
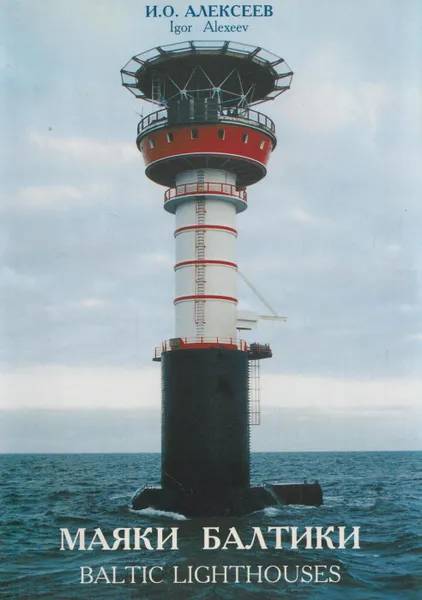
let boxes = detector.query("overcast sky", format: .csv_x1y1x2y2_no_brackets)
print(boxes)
1,0,421,452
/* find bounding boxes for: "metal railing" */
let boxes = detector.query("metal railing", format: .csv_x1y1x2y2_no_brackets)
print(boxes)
218,107,275,134
137,107,275,136
154,337,247,358
164,182,247,203
137,109,167,134
153,337,272,359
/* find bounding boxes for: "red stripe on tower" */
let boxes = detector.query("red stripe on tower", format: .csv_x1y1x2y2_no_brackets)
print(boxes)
174,224,238,236
174,260,238,270
174,295,238,304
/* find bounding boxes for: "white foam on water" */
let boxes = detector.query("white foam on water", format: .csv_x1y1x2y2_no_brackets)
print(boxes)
129,507,188,520
261,505,283,517
110,494,131,500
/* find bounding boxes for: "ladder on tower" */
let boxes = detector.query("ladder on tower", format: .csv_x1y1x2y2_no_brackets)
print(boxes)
248,359,261,425
195,195,206,337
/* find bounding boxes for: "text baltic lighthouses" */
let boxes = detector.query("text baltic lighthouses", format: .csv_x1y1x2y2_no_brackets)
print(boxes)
121,41,322,516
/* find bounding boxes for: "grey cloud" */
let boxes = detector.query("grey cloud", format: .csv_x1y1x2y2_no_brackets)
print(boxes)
1,0,421,380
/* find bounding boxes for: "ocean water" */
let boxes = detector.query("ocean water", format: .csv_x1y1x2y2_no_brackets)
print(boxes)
1,452,421,599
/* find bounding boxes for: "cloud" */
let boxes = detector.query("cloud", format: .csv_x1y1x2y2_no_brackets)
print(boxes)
0,409,161,453
0,267,38,290
74,298,107,309
278,80,388,135
400,304,421,314
405,334,422,342
261,373,422,413
1,0,421,422
0,366,161,411
29,131,138,167
5,182,108,211
1,367,421,452
16,185,83,208
288,207,312,223
1,366,421,416
286,205,332,228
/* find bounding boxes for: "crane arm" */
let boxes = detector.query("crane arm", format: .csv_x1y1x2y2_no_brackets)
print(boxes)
259,315,287,322
237,269,282,318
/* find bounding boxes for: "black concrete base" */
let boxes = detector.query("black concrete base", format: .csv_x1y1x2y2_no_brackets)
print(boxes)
161,347,250,494
132,482,323,518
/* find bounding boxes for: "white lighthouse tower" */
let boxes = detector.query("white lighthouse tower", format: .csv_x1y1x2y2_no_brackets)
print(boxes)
121,41,323,516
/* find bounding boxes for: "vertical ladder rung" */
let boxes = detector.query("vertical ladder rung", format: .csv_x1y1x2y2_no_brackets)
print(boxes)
249,359,261,425
195,196,206,335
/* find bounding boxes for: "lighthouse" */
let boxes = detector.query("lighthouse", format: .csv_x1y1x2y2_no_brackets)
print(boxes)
121,41,322,516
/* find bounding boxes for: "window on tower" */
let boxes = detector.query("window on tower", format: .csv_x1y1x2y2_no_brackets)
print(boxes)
149,138,155,148
218,129,225,140
260,140,266,150
167,132,174,143
242,133,249,143
191,128,199,139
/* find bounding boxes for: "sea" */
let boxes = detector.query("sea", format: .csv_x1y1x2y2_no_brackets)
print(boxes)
1,452,421,599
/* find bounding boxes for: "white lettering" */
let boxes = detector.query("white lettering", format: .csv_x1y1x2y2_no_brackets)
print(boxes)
202,527,221,550
291,526,314,549
80,566,93,583
245,527,268,550
338,526,360,549
60,528,86,551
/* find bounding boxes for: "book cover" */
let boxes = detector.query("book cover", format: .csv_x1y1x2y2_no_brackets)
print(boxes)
1,1,421,599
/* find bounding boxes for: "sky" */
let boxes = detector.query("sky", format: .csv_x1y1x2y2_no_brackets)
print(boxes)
0,0,421,452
